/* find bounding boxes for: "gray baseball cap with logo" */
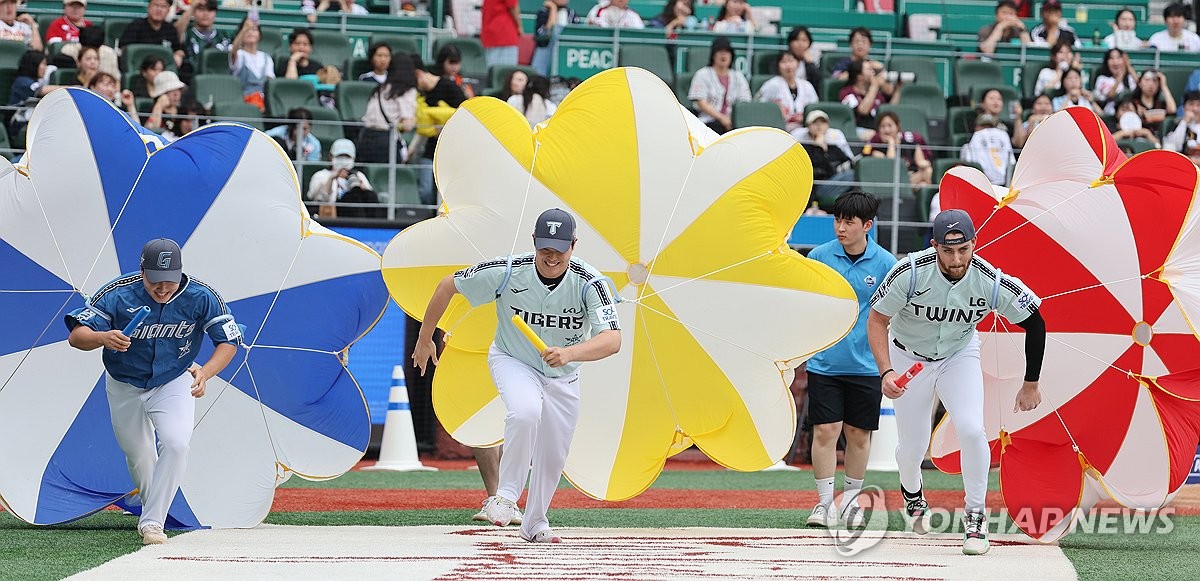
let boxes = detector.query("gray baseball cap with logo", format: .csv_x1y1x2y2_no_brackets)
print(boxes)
533,208,577,253
931,209,976,246
141,238,183,283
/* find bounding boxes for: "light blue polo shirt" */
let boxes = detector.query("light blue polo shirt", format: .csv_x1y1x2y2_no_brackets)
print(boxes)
806,238,897,376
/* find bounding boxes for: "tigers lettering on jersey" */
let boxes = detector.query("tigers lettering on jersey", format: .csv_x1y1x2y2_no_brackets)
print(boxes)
510,306,585,330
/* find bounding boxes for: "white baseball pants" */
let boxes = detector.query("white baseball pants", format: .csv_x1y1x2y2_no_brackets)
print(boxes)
889,334,989,511
488,345,581,538
106,372,194,529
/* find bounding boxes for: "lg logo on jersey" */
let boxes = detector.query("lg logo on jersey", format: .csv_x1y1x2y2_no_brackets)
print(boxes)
128,321,196,340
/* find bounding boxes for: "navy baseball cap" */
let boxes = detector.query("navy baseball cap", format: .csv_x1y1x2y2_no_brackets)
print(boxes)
931,209,976,246
141,238,183,283
533,208,576,253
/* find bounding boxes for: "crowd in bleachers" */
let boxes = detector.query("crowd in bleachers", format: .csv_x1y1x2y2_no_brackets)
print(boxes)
5,0,1200,235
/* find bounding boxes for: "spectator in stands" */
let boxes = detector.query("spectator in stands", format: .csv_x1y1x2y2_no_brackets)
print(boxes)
786,26,822,92
62,25,120,81
534,0,578,75
1029,0,1078,48
647,0,696,39
831,27,890,94
864,111,932,187
504,72,556,126
130,54,165,99
978,0,1031,56
1051,68,1101,115
435,44,475,99
9,51,63,105
1104,8,1147,51
175,0,230,84
359,42,391,84
1111,96,1161,148
976,87,1027,147
87,71,140,119
267,107,322,162
145,70,187,139
410,54,467,205
711,0,756,34
1014,92,1053,147
1032,39,1079,97
119,0,184,70
1164,92,1200,165
46,0,91,45
687,36,750,134
1150,3,1200,53
283,28,323,79
0,0,43,52
230,19,273,112
586,0,644,29
755,51,817,133
174,101,207,138
72,45,101,87
1094,48,1138,116
482,0,523,68
960,113,1012,186
357,54,417,164
309,0,368,23
308,138,380,218
840,59,900,141
1131,69,1176,136
797,110,855,207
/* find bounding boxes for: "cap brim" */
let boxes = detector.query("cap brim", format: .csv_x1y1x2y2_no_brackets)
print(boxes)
144,269,182,284
534,237,572,253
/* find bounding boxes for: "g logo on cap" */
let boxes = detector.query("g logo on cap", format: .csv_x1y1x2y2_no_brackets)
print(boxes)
157,251,173,269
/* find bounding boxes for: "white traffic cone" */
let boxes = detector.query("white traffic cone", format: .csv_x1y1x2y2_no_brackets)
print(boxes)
363,365,438,472
866,395,899,471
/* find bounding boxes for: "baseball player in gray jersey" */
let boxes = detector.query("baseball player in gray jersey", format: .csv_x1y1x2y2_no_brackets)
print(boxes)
868,210,1045,556
414,208,622,543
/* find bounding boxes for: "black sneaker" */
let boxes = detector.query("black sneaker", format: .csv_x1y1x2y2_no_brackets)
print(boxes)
963,510,990,555
902,486,932,535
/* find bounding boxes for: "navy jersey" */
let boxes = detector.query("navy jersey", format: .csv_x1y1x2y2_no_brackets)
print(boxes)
65,272,241,388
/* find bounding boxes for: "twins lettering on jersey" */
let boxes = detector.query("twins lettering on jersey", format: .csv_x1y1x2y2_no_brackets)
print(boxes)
911,297,989,324
510,306,585,330
128,321,197,340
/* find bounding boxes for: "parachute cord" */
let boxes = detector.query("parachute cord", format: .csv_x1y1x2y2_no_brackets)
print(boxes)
0,293,77,396
629,251,772,303
240,344,340,356
638,153,700,302
1037,274,1148,302
445,213,490,263
27,174,79,293
247,238,304,348
507,139,543,259
976,182,1094,253
636,306,683,429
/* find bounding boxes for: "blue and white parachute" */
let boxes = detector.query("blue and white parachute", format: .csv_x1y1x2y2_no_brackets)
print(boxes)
0,88,388,528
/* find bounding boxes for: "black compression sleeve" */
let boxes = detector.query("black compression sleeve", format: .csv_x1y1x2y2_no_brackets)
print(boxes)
1015,309,1045,382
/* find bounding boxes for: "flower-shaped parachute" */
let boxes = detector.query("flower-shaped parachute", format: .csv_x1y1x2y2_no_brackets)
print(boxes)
382,67,858,501
932,108,1200,542
0,88,388,528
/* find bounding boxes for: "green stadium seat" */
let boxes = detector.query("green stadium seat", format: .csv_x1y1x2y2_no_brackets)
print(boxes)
365,164,421,205
618,44,673,86
432,37,487,80
212,100,264,131
51,68,79,85
750,74,772,97
37,14,57,43
1160,67,1192,106
0,40,28,69
489,65,540,92
1019,61,1046,97
954,60,1004,99
371,33,420,59
0,123,11,152
266,78,318,117
732,101,785,130
336,80,376,125
1116,138,1157,155
933,157,983,183
309,28,352,72
0,68,15,105
898,83,948,144
302,105,343,155
193,75,245,110
857,156,925,252
674,71,694,110
685,46,710,73
888,56,940,89
752,50,781,75
123,44,176,74
947,106,976,143
804,101,858,139
104,18,131,50
199,48,231,75
259,27,284,55
822,81,844,102
820,52,850,76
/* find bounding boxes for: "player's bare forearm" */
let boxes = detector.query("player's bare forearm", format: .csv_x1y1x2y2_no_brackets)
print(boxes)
201,342,238,378
67,325,129,351
544,329,620,367
420,274,459,342
867,309,893,374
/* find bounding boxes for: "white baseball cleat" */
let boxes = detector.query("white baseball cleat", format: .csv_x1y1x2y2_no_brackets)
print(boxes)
472,497,492,522
840,500,866,530
962,510,990,555
806,502,838,528
902,488,932,535
483,496,518,527
139,523,167,545
521,529,562,543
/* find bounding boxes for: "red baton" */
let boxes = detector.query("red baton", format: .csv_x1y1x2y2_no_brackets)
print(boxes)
894,362,924,388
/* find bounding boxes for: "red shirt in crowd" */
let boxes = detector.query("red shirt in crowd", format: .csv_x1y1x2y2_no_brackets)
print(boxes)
46,16,92,44
480,0,520,48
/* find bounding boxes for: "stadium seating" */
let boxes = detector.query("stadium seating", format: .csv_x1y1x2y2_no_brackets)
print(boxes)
123,44,176,73
50,68,78,85
310,28,353,72
803,101,858,139
365,164,421,205
303,105,344,154
618,45,674,86
212,101,264,130
0,40,28,69
199,48,231,75
371,33,420,59
266,78,318,117
431,37,487,80
194,75,246,111
732,101,785,130
954,60,1004,100
336,80,376,126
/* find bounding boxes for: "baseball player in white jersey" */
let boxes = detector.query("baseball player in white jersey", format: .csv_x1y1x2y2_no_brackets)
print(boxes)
868,210,1045,555
413,208,622,543
64,239,240,545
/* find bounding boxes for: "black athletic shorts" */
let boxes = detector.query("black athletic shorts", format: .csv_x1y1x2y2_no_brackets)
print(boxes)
805,371,883,431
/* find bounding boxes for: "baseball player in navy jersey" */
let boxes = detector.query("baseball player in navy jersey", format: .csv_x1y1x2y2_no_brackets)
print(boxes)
413,208,621,543
65,239,240,545
868,210,1045,555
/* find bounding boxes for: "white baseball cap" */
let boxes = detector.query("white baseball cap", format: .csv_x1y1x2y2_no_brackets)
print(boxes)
331,138,356,159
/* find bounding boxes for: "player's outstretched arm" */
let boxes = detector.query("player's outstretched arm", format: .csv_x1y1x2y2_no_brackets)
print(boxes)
867,309,903,398
542,329,621,368
67,325,131,352
189,342,237,398
413,274,460,375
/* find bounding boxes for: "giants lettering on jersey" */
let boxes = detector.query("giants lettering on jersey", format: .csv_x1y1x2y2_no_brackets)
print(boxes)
128,321,197,340
911,303,988,324
510,307,584,330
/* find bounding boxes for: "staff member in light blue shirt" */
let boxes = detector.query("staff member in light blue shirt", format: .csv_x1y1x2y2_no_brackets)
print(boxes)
803,191,896,530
